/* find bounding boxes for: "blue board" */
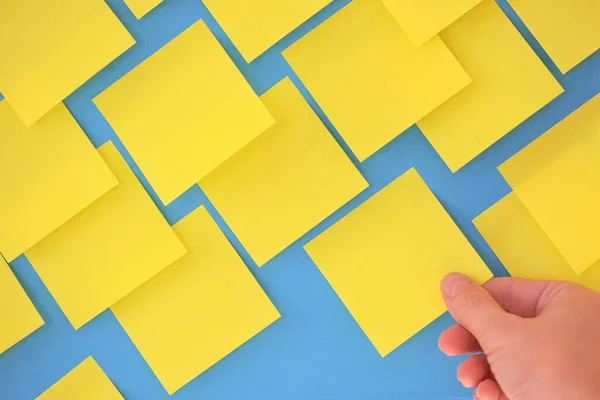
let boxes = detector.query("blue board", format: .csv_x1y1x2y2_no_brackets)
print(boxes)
1,0,599,398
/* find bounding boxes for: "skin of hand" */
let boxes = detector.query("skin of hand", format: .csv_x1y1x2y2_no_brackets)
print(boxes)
439,273,600,400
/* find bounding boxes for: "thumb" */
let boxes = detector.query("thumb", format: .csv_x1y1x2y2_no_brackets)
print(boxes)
441,273,516,350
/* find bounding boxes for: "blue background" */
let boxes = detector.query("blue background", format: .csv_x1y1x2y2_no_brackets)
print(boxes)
1,0,599,398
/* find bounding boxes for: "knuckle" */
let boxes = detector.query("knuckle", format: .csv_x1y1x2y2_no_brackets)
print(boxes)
536,281,577,314
454,290,487,313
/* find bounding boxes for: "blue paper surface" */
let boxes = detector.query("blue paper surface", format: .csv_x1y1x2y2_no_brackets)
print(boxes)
1,0,599,398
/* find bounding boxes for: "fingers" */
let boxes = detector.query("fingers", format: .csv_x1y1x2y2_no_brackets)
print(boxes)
458,354,490,388
483,278,570,317
475,379,508,400
441,273,517,350
438,324,481,356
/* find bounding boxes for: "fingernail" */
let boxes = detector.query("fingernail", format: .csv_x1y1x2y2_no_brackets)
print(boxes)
474,386,480,399
442,273,473,298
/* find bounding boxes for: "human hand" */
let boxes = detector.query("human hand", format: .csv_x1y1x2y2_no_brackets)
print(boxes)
439,273,600,400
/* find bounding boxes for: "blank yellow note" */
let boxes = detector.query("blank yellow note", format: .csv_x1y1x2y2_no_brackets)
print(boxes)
200,78,367,266
0,257,43,355
0,101,118,262
94,21,274,205
204,0,331,62
283,0,471,162
474,193,600,293
0,0,134,126
112,207,279,394
499,94,600,274
26,142,186,329
508,0,600,73
37,357,122,400
304,168,492,356
380,0,483,46
418,0,563,172
125,0,162,18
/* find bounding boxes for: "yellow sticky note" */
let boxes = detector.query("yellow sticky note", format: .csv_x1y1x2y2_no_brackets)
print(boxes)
26,142,186,329
508,0,600,73
0,101,118,262
0,257,43,355
418,0,563,172
204,0,331,62
125,0,162,18
0,0,134,126
112,207,279,394
37,357,122,400
304,168,492,356
94,21,273,204
499,94,600,274
283,0,471,162
200,78,367,266
474,193,600,293
380,0,483,46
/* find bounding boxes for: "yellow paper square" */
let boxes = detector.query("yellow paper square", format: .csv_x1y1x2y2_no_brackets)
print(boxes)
304,168,492,356
0,101,118,262
499,94,600,274
38,357,122,400
94,21,274,204
26,142,187,329
112,207,279,394
0,256,43,355
200,78,367,266
283,0,471,162
474,193,600,293
508,0,600,73
0,0,134,126
204,0,331,62
381,0,483,46
125,0,162,19
418,0,563,172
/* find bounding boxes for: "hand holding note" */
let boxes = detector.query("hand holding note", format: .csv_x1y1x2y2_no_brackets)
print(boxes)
440,273,600,400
